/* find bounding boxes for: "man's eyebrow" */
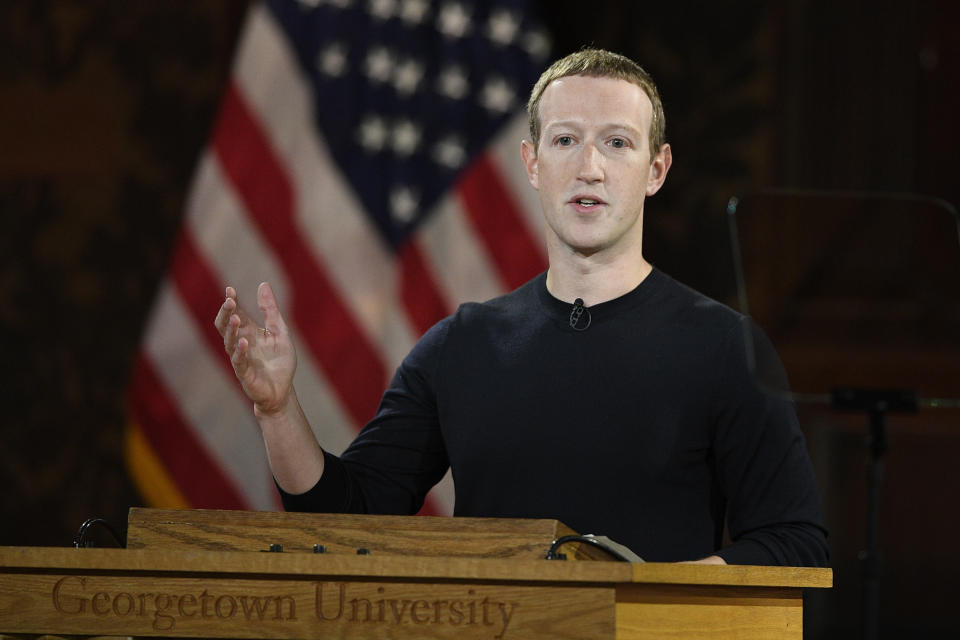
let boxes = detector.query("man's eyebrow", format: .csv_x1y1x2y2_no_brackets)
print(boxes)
541,119,584,131
601,123,644,136
543,120,643,136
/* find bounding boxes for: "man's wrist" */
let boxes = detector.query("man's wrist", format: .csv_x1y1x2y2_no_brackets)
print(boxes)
253,389,299,423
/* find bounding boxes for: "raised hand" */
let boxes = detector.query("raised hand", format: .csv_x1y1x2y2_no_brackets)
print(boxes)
214,282,297,416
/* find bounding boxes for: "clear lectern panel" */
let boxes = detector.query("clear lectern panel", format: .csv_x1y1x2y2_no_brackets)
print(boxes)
726,190,960,404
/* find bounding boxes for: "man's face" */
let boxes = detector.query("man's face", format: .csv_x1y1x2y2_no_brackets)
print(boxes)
521,75,671,259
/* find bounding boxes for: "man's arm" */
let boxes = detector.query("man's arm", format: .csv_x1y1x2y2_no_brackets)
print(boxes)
277,314,453,515
712,319,829,567
213,282,325,494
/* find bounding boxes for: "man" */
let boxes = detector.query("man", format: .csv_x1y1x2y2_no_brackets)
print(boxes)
214,49,828,566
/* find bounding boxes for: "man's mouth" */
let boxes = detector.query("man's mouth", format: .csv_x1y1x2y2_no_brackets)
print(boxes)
571,197,605,209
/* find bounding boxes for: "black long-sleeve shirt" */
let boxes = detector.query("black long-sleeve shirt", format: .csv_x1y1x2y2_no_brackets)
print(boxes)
282,269,829,566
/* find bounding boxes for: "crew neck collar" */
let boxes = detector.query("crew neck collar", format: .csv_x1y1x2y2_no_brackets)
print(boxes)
534,268,665,329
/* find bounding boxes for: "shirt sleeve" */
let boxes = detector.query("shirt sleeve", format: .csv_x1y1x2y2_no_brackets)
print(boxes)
278,316,452,515
712,318,830,567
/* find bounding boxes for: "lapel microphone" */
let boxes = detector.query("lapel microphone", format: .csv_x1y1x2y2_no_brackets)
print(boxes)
569,298,592,331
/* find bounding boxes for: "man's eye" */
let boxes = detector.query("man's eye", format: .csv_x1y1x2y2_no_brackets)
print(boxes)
610,137,627,149
556,136,573,146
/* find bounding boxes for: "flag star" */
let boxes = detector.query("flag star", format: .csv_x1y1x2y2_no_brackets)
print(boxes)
317,43,349,78
433,136,467,169
365,47,394,84
367,0,396,20
390,186,419,223
437,2,471,38
480,76,514,113
487,9,519,47
399,0,430,25
392,120,422,156
358,115,389,152
393,58,424,96
523,29,551,61
437,65,469,100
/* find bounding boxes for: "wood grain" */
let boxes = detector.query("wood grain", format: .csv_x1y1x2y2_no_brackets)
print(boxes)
125,508,612,561
631,562,833,588
0,572,613,639
0,547,632,584
616,583,803,639
0,510,832,639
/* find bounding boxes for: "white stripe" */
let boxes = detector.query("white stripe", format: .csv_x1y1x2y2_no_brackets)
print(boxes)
143,282,279,510
417,194,506,305
488,114,546,244
293,141,417,375
184,152,293,306
430,470,456,516
183,152,357,456
232,4,417,378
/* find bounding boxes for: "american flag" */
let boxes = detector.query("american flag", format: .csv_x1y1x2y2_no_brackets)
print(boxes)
126,0,551,515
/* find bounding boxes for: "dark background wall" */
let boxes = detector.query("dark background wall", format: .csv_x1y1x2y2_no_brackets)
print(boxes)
2,1,958,637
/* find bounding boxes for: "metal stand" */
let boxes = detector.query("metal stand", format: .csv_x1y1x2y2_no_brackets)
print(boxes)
830,387,917,640
860,407,886,640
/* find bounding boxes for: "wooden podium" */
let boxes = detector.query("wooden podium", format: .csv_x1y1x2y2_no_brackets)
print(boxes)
0,508,831,639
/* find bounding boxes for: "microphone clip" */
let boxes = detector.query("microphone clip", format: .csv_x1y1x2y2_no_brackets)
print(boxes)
569,298,592,331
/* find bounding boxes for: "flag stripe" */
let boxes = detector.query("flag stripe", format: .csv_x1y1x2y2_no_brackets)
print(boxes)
230,7,418,376
183,152,359,459
212,82,387,426
124,421,190,509
418,194,508,306
457,153,547,290
130,355,247,509
210,76,443,514
488,115,547,242
184,152,294,309
145,281,281,509
168,228,235,379
399,240,453,336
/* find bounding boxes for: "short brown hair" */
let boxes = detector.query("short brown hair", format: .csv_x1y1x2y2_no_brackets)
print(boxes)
527,48,666,156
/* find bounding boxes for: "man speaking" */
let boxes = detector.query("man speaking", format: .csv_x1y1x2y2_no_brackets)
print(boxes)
214,48,828,567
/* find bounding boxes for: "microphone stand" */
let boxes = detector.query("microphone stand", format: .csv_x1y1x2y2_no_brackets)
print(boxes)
830,387,918,640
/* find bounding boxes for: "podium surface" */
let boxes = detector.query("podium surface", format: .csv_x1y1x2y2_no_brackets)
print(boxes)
0,509,831,639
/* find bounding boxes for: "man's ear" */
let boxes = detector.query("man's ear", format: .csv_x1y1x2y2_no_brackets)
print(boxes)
646,143,672,196
520,139,539,190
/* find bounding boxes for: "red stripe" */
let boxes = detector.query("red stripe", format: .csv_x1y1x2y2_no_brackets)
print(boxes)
212,83,387,427
398,240,452,336
416,501,441,517
168,229,237,380
456,153,547,289
129,354,247,509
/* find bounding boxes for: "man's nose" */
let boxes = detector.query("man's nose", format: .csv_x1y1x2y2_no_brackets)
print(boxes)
577,144,604,182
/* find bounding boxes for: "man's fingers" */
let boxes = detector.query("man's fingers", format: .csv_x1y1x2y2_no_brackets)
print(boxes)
231,336,249,376
225,312,249,356
257,282,288,334
216,285,252,333
214,294,236,334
